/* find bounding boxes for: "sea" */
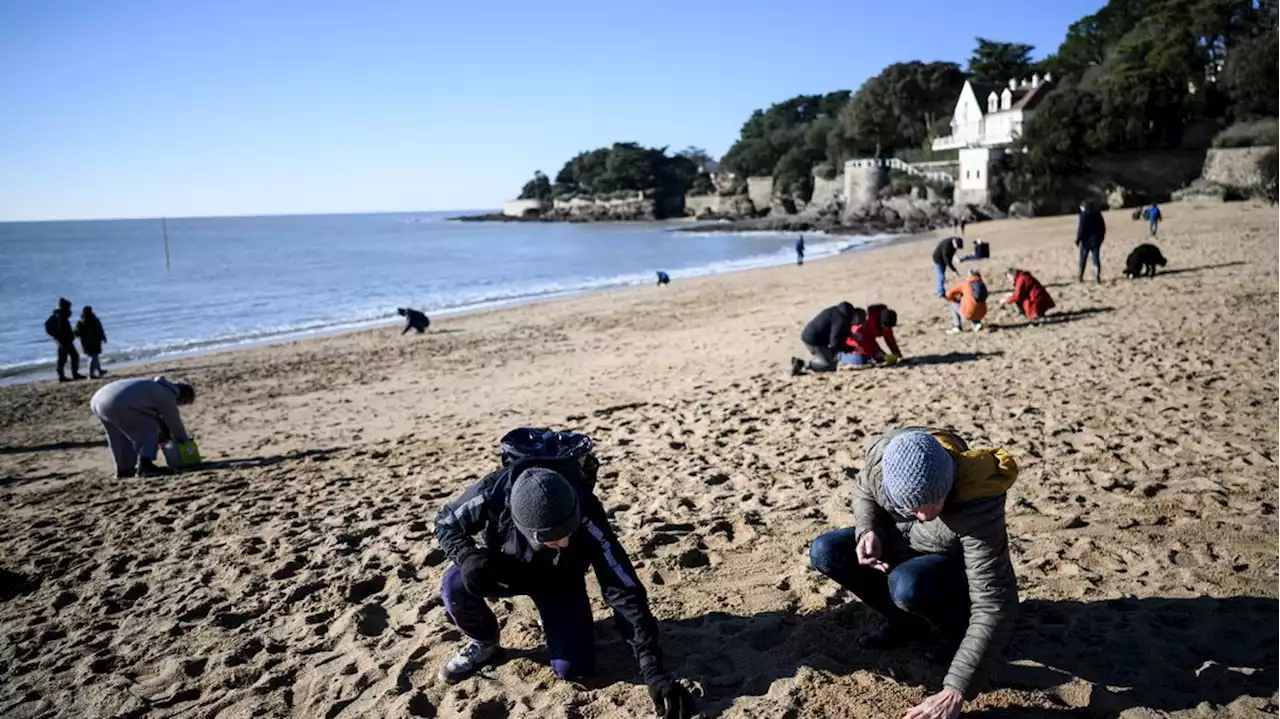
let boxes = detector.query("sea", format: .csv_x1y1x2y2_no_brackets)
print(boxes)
0,211,884,381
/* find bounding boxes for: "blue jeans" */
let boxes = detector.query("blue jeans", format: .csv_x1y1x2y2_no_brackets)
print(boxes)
442,563,595,679
1149,220,1159,236
934,263,947,297
809,527,969,631
1078,239,1101,280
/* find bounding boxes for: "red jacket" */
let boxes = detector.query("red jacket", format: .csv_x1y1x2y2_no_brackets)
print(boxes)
1002,271,1055,319
846,303,901,356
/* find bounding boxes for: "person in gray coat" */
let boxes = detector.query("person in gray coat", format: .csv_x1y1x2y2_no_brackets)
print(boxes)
809,427,1019,719
90,377,196,478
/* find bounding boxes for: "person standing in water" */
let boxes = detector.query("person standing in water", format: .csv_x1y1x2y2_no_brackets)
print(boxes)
45,297,84,382
75,305,108,379
795,235,805,266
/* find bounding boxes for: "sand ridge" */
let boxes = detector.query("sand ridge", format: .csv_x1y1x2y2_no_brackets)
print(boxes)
1,202,1277,718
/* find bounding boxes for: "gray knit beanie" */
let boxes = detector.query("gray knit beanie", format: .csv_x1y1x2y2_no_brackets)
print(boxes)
510,467,581,543
882,431,955,514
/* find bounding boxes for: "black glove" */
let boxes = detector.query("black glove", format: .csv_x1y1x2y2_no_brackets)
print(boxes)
646,675,697,719
459,552,502,597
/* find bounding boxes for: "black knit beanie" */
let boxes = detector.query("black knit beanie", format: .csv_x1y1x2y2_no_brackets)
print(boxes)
510,467,581,543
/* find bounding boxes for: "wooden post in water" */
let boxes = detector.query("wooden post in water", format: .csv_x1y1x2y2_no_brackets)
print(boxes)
162,217,171,272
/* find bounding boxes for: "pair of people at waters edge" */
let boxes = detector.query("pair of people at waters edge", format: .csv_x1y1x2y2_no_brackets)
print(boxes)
791,301,866,374
932,236,964,298
843,304,902,368
90,376,196,478
45,298,84,382
1076,200,1107,283
945,271,988,333
810,427,1019,719
434,428,698,718
1000,268,1055,322
75,306,108,378
434,426,1018,719
398,307,431,334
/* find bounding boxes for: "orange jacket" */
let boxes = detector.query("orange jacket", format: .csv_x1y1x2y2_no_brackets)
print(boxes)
946,277,988,321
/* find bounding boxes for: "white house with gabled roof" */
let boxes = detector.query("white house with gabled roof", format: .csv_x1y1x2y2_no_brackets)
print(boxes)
933,73,1053,205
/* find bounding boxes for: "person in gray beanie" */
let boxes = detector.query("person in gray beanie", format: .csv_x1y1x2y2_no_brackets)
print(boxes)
808,427,1019,719
434,428,697,718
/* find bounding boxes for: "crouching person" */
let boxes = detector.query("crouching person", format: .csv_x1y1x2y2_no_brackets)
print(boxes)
90,376,195,478
434,428,697,718
809,428,1018,719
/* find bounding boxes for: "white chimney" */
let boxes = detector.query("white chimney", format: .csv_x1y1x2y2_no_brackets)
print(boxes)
1031,73,1041,88
1020,78,1029,88
1008,78,1017,90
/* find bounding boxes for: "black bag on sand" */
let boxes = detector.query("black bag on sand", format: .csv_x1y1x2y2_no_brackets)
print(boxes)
971,278,989,302
499,427,599,491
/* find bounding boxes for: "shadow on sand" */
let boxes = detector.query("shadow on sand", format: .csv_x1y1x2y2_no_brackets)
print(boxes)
899,351,1005,367
996,306,1116,331
486,595,1275,717
0,439,106,456
187,447,345,472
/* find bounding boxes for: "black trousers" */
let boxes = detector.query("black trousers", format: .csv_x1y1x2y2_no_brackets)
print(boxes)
57,343,80,378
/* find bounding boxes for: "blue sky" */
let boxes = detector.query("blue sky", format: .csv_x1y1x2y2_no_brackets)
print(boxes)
0,0,1104,221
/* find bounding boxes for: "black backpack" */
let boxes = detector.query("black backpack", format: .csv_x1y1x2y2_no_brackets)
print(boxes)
499,427,599,493
970,278,989,302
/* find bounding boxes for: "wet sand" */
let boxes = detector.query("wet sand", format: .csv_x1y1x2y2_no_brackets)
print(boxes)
1,202,1277,718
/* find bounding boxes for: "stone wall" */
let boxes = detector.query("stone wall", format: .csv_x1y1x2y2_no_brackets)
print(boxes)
842,159,888,217
502,199,546,217
549,193,659,220
747,176,774,212
684,194,724,217
1202,146,1275,188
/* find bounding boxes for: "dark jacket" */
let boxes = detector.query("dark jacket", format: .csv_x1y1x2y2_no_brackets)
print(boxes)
401,308,430,333
1076,207,1106,246
75,315,107,355
434,437,665,680
932,238,960,273
45,309,74,345
854,427,1019,698
801,303,858,350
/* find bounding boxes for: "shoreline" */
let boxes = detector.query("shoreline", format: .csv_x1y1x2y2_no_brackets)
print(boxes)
0,230,908,386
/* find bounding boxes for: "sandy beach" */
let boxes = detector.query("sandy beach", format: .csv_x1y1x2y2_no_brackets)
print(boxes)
1,202,1276,718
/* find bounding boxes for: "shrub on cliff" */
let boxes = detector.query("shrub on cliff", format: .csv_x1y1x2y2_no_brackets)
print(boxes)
1212,119,1278,148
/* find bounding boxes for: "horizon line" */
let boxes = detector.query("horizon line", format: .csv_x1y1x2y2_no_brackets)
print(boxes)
0,207,500,225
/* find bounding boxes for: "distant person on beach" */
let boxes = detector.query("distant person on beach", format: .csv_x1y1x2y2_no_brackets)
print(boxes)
843,304,902,367
795,235,805,266
960,219,967,235
792,302,866,375
1000,268,1055,322
945,270,988,333
932,237,964,298
44,297,84,382
809,427,1019,719
434,428,698,717
1076,200,1106,282
656,271,671,286
75,305,108,379
90,376,195,478
398,307,430,334
1147,203,1162,236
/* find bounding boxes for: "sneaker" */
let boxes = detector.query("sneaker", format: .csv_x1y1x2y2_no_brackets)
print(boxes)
857,621,923,651
438,639,500,684
946,327,962,335
790,357,806,376
971,322,983,332
136,458,176,478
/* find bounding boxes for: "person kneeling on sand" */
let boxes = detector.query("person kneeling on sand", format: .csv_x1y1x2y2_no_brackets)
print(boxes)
398,307,430,334
843,304,902,368
810,428,1019,719
791,301,866,375
1000,267,1055,322
434,428,697,718
944,270,988,334
90,377,196,478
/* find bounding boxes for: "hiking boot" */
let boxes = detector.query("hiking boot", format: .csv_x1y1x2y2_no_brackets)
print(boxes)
438,639,500,684
136,458,176,478
790,357,806,376
857,621,923,651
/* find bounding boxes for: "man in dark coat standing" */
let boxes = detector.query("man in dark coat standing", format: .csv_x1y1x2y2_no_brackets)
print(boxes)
45,297,84,382
1076,200,1107,282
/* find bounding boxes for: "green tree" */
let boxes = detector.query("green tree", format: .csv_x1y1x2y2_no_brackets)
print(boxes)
720,91,851,179
1008,85,1108,205
830,61,964,159
1221,21,1279,118
967,38,1036,84
518,171,552,201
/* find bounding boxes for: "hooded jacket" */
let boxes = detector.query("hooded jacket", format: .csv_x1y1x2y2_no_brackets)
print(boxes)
946,277,988,322
801,303,859,350
853,427,1019,698
89,377,190,441
1076,207,1106,246
76,313,107,355
434,432,665,681
932,238,961,273
45,309,75,345
1002,271,1055,320
846,304,900,357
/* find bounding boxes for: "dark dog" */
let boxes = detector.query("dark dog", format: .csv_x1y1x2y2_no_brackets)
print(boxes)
1124,243,1167,278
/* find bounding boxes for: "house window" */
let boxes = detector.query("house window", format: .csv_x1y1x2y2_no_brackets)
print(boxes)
965,171,970,179
976,169,982,179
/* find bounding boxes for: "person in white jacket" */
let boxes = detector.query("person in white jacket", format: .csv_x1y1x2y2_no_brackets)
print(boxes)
89,376,195,477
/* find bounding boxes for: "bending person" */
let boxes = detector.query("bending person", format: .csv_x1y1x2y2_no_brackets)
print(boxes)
90,377,196,478
809,428,1019,719
434,428,697,718
398,307,431,334
1001,268,1055,322
792,302,866,375
844,304,902,367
